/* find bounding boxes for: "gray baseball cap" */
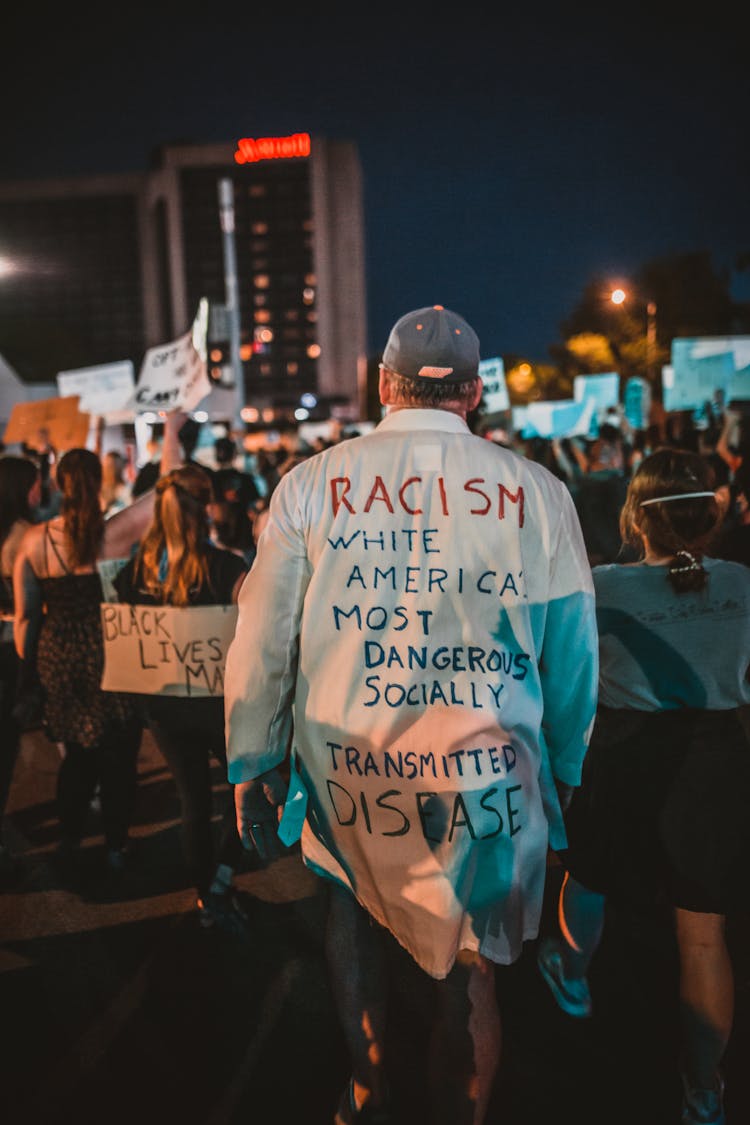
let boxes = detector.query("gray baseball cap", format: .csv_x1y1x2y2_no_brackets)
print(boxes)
381,305,480,383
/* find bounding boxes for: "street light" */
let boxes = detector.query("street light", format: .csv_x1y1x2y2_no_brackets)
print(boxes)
609,286,658,384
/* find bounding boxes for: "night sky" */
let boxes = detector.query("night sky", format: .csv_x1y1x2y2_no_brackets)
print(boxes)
3,9,747,363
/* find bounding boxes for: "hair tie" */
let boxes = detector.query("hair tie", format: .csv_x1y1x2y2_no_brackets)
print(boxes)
640,491,714,507
670,550,702,574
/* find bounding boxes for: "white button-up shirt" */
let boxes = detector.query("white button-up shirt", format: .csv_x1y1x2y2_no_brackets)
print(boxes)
226,408,598,977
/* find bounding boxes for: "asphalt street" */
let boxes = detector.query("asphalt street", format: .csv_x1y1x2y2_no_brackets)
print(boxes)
2,728,749,1125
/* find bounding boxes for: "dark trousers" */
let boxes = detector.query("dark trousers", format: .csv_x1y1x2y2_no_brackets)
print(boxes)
57,719,143,851
0,637,21,844
147,699,244,898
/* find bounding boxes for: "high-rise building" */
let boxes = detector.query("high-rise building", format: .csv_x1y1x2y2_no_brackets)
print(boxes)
0,133,368,422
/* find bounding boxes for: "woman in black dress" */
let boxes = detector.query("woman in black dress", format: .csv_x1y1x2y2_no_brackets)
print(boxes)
13,411,185,874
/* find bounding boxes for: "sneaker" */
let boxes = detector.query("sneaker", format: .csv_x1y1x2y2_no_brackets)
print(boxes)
335,1078,393,1125
681,1072,725,1125
537,936,592,1019
196,889,252,939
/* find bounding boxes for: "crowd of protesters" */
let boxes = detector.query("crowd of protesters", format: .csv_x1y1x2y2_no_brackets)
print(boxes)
0,378,748,1125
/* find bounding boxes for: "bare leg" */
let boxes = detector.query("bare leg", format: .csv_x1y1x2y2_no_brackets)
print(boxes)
429,950,501,1125
675,907,732,1091
325,883,389,1118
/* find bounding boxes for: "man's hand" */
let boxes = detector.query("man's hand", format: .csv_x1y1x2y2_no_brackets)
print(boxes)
555,778,575,813
234,768,288,861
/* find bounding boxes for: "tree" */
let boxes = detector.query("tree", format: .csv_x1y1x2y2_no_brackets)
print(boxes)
556,251,743,390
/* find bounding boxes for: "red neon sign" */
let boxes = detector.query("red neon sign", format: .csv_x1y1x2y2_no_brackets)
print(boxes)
234,132,311,165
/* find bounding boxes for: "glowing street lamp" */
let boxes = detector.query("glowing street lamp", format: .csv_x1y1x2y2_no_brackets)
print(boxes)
609,286,657,382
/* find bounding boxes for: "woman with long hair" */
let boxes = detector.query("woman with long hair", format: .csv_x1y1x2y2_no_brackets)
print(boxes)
114,464,250,934
536,447,750,1125
0,455,41,877
13,411,184,876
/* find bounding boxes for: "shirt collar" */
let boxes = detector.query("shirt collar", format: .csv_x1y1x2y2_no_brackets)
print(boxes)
376,408,471,436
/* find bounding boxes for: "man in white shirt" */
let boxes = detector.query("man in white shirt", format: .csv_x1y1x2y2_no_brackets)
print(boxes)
225,305,598,1124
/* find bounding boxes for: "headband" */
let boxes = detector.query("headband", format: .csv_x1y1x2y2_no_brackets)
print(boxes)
640,491,715,507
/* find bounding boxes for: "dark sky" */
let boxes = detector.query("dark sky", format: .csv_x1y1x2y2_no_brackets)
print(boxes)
3,9,748,362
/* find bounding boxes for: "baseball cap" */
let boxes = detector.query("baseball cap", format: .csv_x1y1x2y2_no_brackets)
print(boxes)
381,305,480,383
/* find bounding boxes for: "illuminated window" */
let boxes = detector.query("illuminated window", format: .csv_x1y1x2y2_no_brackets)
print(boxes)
255,274,270,289
239,344,253,361
307,344,321,358
260,363,272,377
254,294,267,306
255,309,272,323
304,273,316,285
257,327,274,343
284,309,299,321
252,222,269,235
287,362,299,375
306,311,318,323
303,287,315,304
209,347,224,362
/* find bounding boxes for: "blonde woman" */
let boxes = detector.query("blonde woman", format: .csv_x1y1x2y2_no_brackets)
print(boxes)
113,464,249,934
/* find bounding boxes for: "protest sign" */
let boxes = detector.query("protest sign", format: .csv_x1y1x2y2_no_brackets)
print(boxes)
623,376,651,431
667,337,750,412
517,398,596,440
57,361,135,421
129,299,212,414
573,373,620,414
100,603,238,697
3,395,90,450
478,357,510,414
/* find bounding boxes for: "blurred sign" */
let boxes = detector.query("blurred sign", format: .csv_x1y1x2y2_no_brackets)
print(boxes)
516,398,596,440
478,357,510,414
666,337,750,411
573,373,620,414
129,300,211,414
623,376,651,431
234,132,311,165
3,394,89,450
100,603,238,697
57,360,135,419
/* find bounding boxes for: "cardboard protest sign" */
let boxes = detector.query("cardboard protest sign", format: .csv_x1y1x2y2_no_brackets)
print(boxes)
100,603,238,697
478,357,510,414
57,360,135,422
129,299,212,414
3,395,90,450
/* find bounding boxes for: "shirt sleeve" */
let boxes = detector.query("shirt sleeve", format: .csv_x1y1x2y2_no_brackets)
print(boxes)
538,484,599,786
224,473,311,782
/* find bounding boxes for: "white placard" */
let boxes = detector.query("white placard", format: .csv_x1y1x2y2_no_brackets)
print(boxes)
100,602,238,697
57,361,135,416
478,357,510,414
129,300,211,414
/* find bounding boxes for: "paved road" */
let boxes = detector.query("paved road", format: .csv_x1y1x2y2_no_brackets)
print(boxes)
2,729,749,1125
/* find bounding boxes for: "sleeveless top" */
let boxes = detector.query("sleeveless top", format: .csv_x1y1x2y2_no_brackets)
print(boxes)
36,524,139,747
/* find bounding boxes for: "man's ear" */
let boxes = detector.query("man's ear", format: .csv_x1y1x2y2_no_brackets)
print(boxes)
379,366,394,406
470,377,484,412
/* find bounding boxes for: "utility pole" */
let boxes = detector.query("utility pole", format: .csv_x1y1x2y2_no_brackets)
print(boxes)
217,178,245,432
646,300,657,387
